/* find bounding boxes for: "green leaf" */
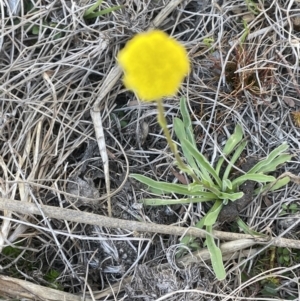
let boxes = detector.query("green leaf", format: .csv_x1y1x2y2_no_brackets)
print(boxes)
31,25,40,35
31,22,49,35
282,248,290,256
177,200,222,258
216,125,244,175
236,218,265,236
84,0,122,19
218,191,244,201
255,154,292,173
187,182,223,197
222,140,248,181
232,174,275,189
84,0,104,16
204,202,223,226
180,97,196,146
174,124,213,185
206,225,226,280
131,174,206,196
188,183,205,193
149,187,166,195
222,179,233,190
142,196,217,206
255,176,290,194
180,97,191,127
248,143,289,174
283,255,290,262
183,138,222,187
278,256,284,265
174,118,203,179
223,124,244,155
84,6,122,19
290,203,298,212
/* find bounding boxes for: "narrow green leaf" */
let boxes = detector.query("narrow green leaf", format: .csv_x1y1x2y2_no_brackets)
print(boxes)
180,97,192,128
255,176,290,195
84,0,103,16
183,139,222,187
175,131,213,185
131,174,205,196
180,97,196,146
204,201,223,226
188,182,224,197
216,125,244,175
177,200,222,258
248,143,289,174
255,154,292,173
236,218,265,236
173,118,186,140
222,179,233,190
222,124,244,155
268,176,290,191
232,174,275,189
84,6,122,19
206,226,226,280
149,187,165,195
188,181,221,195
142,196,217,206
188,183,205,193
174,118,203,179
222,140,248,181
218,191,243,201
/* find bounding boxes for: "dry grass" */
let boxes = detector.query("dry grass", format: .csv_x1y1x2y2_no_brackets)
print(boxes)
0,0,300,300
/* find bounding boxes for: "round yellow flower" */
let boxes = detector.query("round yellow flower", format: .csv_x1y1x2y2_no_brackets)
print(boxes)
117,30,190,101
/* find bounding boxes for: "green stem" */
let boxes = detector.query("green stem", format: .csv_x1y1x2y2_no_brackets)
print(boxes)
156,99,201,184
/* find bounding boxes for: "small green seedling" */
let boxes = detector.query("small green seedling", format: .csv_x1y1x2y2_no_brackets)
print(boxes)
280,203,299,216
131,97,292,280
44,269,63,290
277,247,292,266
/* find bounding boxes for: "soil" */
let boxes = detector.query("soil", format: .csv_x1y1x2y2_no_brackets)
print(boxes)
218,158,257,223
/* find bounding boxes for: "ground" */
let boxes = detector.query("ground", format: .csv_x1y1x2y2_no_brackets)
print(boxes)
0,0,300,300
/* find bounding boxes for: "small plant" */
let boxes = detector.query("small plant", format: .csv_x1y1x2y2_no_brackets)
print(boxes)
280,203,299,216
247,246,300,299
131,98,291,280
2,245,22,259
277,247,292,266
117,30,291,280
44,269,63,290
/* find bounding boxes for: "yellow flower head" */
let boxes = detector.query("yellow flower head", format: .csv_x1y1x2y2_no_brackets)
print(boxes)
117,30,190,101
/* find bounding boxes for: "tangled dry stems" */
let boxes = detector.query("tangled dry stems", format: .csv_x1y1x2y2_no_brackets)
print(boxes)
1,0,300,300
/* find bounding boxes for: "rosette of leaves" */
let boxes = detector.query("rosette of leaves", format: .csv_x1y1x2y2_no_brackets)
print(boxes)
131,98,291,280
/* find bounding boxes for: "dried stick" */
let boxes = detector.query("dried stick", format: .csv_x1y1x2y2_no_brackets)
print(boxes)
0,274,93,301
0,198,299,249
